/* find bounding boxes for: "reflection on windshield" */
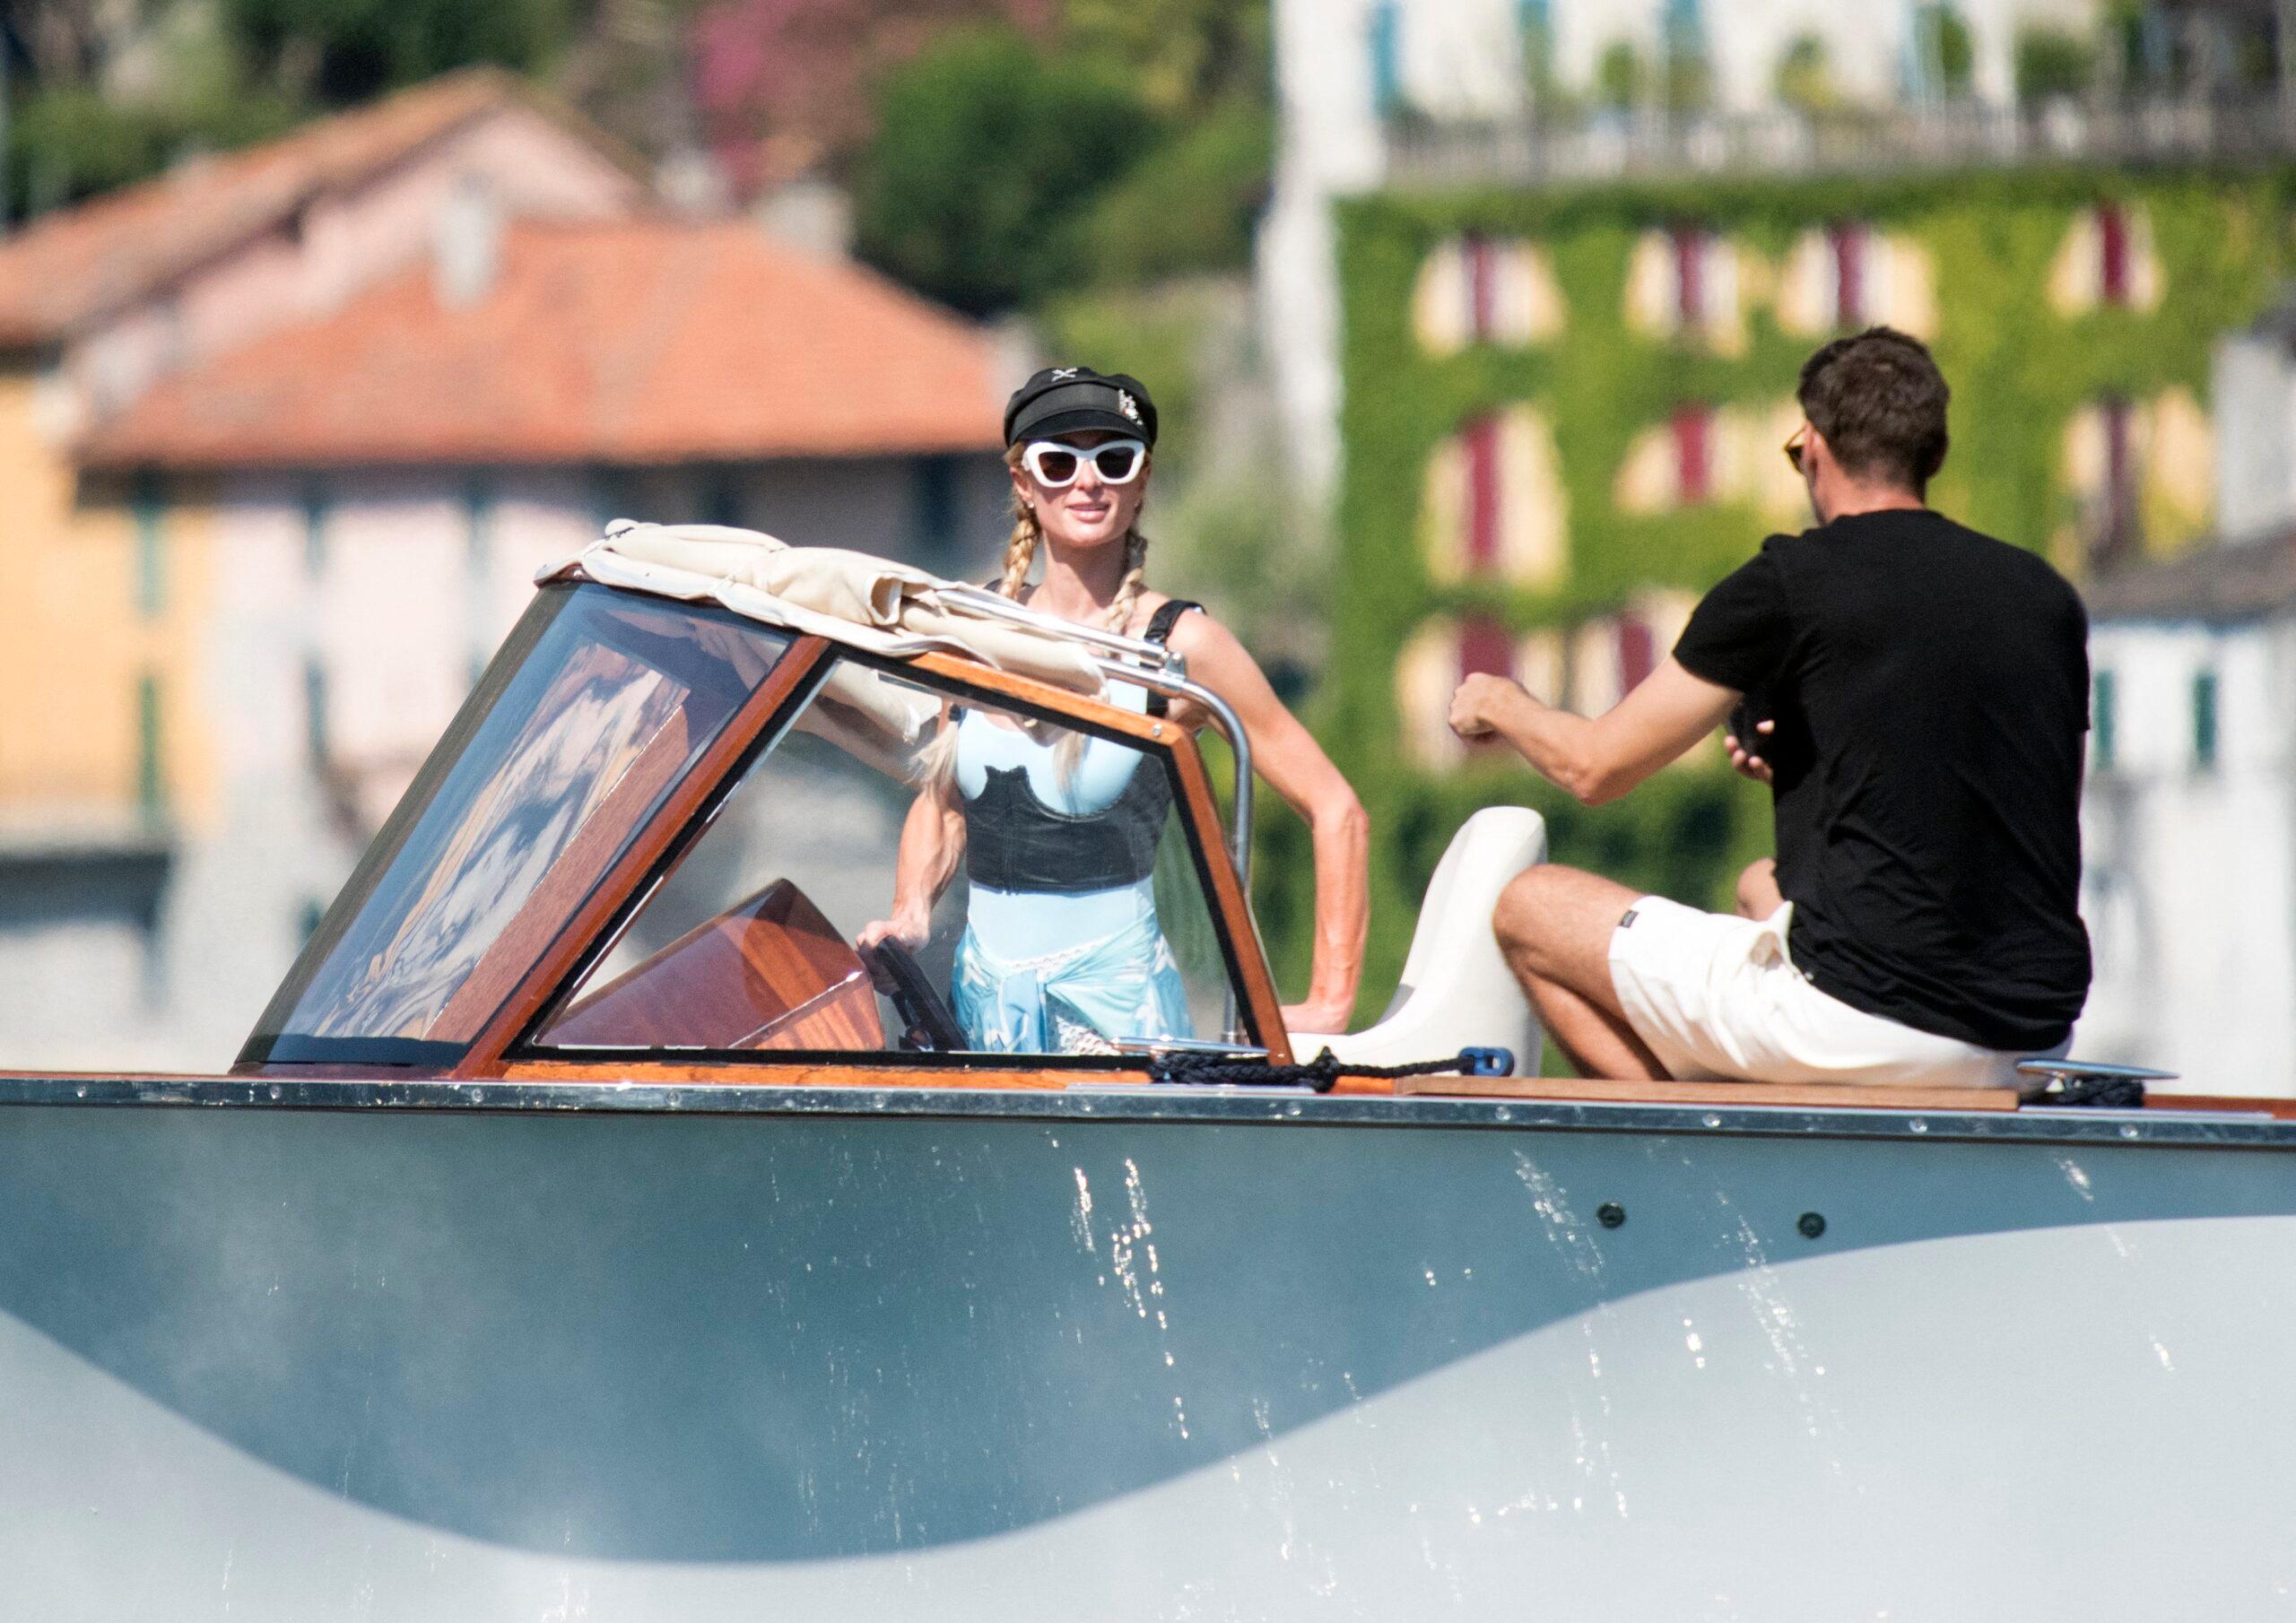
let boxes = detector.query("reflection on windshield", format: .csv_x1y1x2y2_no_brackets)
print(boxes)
247,586,788,1058
526,653,1247,1061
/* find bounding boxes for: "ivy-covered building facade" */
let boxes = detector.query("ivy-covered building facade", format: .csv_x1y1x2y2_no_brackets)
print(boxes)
1306,165,2289,1012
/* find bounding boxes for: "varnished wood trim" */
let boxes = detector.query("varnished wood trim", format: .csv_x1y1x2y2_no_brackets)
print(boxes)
1397,1074,2023,1113
444,634,1286,1078
455,638,833,1078
500,1060,1099,1090
900,650,1170,741
1165,732,1291,1063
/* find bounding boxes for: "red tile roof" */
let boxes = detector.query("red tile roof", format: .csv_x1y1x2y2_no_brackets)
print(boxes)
0,70,635,347
79,220,1004,467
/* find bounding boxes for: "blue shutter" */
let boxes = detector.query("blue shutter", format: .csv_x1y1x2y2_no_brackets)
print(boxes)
133,472,165,617
304,655,330,772
1518,0,1554,92
136,672,163,818
2192,668,2218,771
1369,2,1404,118
300,481,329,578
701,469,742,530
910,455,960,562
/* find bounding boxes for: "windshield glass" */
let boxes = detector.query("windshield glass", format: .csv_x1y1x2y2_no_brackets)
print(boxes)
244,583,790,1063
522,655,1256,1062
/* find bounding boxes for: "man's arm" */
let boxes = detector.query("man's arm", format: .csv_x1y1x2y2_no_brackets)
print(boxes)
1449,657,1740,806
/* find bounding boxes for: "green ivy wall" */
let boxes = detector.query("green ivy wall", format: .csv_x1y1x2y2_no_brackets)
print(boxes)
1284,165,2292,1020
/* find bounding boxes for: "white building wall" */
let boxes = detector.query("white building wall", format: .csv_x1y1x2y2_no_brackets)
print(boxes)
2079,616,2296,1094
2213,333,2296,542
1262,0,2113,504
0,450,1008,1071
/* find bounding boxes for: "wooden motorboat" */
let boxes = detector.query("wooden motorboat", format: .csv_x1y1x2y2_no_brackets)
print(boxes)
4,528,2292,1619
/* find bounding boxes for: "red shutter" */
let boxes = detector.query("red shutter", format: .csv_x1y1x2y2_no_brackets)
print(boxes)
2100,398,2135,567
1465,414,1500,571
1619,615,1657,690
1673,227,1704,327
2099,204,2129,307
1458,615,1513,681
1831,223,1866,325
1465,235,1496,340
1673,405,1711,503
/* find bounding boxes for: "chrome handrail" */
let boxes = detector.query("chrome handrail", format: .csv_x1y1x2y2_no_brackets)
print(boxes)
937,584,1184,670
1089,656,1253,890
934,583,1252,884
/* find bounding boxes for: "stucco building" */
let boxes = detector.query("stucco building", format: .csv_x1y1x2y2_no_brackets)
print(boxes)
0,79,1010,1070
2077,306,2296,1091
1256,0,2296,1022
1263,0,2271,500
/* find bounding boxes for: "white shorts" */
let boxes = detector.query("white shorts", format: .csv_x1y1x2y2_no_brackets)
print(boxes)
1607,897,2049,1089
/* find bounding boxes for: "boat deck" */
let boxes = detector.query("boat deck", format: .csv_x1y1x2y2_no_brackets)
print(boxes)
3,1070,2292,1150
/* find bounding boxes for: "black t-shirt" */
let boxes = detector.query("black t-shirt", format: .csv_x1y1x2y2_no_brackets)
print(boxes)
1673,508,2092,1051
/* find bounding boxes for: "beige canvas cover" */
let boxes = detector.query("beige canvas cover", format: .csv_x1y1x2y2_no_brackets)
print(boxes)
542,523,1109,701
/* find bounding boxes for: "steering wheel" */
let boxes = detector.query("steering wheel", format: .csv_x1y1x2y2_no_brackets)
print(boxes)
863,941,968,1054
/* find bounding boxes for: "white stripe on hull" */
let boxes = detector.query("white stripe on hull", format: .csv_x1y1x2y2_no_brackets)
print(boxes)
9,1215,2295,1619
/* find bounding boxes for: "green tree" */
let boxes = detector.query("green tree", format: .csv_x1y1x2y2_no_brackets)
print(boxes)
1596,40,1647,112
1079,100,1270,284
6,85,302,220
219,0,573,105
2014,26,2096,105
851,27,1158,315
1057,0,1269,118
1773,32,1839,115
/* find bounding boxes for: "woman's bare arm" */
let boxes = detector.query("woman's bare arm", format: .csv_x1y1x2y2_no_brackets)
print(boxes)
1170,612,1370,1036
859,726,967,950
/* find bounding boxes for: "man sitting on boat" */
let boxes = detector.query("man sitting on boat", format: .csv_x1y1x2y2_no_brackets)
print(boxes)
1448,328,2092,1088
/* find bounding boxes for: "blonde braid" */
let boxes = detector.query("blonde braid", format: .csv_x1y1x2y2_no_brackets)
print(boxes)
1049,520,1151,786
996,485,1042,599
915,460,1042,786
1104,522,1150,634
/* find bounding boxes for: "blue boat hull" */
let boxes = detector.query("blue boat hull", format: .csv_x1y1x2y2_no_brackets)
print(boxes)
3,1081,2292,1618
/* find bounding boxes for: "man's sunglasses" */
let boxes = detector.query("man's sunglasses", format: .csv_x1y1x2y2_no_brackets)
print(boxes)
1022,438,1147,488
1783,424,1811,474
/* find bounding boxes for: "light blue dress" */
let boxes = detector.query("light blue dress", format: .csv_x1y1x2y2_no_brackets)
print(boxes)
949,697,1195,1055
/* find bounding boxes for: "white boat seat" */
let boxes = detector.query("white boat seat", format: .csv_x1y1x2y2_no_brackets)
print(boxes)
1306,807,1547,1078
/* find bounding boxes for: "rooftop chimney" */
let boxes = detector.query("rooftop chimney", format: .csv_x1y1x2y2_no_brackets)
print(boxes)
755,176,853,260
432,176,501,308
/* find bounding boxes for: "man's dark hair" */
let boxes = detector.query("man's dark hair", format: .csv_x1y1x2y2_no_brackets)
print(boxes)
1796,327,1951,492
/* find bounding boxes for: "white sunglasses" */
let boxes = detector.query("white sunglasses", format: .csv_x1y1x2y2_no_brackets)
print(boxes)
1022,438,1147,488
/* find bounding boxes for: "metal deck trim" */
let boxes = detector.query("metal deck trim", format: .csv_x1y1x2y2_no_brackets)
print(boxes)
0,1073,2286,1151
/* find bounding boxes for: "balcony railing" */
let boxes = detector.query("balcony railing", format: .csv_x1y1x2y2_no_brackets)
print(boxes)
1383,96,2296,190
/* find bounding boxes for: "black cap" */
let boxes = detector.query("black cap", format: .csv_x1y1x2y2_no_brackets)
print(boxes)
1004,366,1157,448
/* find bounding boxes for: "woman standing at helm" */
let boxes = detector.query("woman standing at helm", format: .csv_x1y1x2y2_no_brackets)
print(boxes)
860,366,1368,1053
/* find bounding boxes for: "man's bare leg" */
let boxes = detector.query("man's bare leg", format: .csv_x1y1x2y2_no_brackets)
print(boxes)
1492,864,1668,1081
1735,857,1782,920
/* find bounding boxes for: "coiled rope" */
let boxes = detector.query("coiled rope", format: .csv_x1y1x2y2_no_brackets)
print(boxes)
1147,1046,1514,1094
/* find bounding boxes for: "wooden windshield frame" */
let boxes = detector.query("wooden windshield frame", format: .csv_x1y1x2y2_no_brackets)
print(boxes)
440,636,1291,1081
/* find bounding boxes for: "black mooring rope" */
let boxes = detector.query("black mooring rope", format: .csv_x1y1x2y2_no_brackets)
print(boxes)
2031,1075,2147,1109
1147,1046,1513,1094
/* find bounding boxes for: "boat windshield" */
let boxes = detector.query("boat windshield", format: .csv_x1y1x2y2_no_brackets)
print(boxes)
518,653,1257,1062
242,583,791,1064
